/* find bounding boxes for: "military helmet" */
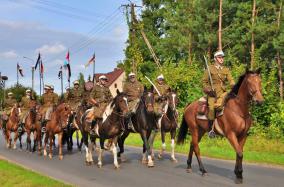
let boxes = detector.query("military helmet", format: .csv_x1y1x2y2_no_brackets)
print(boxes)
157,74,164,80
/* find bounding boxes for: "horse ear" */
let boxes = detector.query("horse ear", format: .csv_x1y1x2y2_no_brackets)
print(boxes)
116,89,120,95
256,68,261,74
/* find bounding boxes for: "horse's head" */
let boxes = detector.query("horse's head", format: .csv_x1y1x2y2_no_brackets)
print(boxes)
111,90,129,116
142,89,155,113
56,103,72,126
11,104,20,118
245,68,264,105
168,89,178,112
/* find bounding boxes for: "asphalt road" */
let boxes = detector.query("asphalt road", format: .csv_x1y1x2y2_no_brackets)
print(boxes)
0,133,283,187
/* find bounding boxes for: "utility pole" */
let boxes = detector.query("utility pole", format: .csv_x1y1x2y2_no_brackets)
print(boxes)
122,2,142,74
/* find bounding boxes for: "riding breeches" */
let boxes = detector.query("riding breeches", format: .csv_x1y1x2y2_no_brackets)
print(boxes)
207,91,227,120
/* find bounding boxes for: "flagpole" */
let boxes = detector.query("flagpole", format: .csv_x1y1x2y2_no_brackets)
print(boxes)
39,61,41,97
16,63,19,86
60,66,63,97
93,59,96,84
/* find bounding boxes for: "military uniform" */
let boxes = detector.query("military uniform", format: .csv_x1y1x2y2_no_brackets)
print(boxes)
153,81,170,114
87,83,113,121
2,97,17,116
68,88,83,110
202,64,235,120
123,80,144,113
40,92,57,120
19,96,31,123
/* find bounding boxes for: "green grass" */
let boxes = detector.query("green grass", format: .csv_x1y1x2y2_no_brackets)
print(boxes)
0,159,72,187
124,133,284,166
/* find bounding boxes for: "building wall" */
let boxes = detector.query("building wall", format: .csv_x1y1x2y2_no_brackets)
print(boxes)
109,72,126,97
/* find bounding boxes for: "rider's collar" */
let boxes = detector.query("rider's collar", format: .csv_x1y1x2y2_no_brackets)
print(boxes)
215,64,223,70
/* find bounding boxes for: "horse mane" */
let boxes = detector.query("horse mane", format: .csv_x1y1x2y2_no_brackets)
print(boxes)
110,91,127,108
225,69,261,102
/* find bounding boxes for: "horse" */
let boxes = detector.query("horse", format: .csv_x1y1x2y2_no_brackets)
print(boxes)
24,100,42,154
177,69,264,184
157,90,179,162
43,103,72,160
80,90,129,169
117,88,168,167
4,104,21,149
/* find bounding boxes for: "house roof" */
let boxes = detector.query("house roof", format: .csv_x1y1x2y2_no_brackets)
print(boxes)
95,68,124,87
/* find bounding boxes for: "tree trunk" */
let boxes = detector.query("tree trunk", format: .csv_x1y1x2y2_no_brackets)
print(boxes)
218,0,223,51
277,1,283,100
250,0,256,69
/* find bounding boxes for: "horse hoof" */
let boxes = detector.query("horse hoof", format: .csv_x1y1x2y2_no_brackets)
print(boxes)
114,165,120,169
235,178,243,184
170,158,178,163
186,168,192,173
38,152,42,156
59,155,63,160
97,164,102,168
49,154,52,159
120,157,127,162
85,161,90,166
157,154,162,159
201,172,208,177
141,159,148,164
147,162,154,168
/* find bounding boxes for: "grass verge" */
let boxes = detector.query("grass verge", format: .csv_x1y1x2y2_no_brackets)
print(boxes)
124,133,284,166
0,159,72,187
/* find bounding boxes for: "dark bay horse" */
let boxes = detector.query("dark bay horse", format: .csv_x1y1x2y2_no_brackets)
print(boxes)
43,103,72,160
4,105,21,149
158,90,179,162
177,69,264,184
117,89,168,167
80,90,129,169
24,100,42,154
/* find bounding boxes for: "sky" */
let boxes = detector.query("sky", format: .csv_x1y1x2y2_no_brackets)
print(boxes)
0,0,142,94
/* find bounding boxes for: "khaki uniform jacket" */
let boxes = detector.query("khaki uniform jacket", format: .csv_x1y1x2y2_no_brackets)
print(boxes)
41,93,57,107
3,98,17,115
89,84,113,118
154,82,170,99
20,96,31,110
202,64,235,96
123,80,144,101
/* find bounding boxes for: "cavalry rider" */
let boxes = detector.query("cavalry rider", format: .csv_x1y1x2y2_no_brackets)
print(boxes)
123,72,144,130
202,50,235,138
40,85,57,122
19,89,32,125
87,75,113,135
1,92,17,128
153,74,171,117
63,86,70,102
50,85,59,105
68,80,83,112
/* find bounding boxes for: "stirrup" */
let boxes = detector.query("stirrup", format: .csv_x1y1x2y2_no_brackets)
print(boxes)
208,129,216,139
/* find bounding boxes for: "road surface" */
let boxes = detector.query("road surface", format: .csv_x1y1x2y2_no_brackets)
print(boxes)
0,133,283,187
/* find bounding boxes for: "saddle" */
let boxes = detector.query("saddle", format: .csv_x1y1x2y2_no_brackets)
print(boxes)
196,97,225,136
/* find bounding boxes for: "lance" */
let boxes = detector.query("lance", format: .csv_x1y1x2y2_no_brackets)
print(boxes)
203,55,214,91
145,76,161,96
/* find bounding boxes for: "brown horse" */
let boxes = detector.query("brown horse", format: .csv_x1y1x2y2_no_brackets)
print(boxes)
4,104,21,149
177,69,264,184
24,100,42,154
43,103,72,160
158,90,179,162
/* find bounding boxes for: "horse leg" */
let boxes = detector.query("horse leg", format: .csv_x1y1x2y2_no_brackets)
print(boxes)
147,130,157,167
140,131,148,164
13,131,18,150
58,132,63,160
117,131,129,162
158,130,166,159
88,138,95,165
227,133,246,184
33,131,37,152
170,129,177,162
192,129,207,175
43,131,48,157
82,132,91,165
97,138,105,168
37,129,42,155
48,133,53,159
5,130,11,148
111,137,119,169
26,130,31,152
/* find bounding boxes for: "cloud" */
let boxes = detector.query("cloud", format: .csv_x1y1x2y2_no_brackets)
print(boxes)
0,50,17,59
35,43,66,55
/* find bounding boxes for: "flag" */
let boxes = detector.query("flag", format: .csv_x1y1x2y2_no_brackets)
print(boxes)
17,63,24,77
40,61,44,78
63,50,71,82
58,66,62,79
35,53,41,70
85,51,95,68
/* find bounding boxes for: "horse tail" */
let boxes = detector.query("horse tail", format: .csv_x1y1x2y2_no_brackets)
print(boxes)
177,115,188,145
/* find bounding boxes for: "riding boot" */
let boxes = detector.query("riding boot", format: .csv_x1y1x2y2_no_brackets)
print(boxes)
208,120,216,139
90,119,100,136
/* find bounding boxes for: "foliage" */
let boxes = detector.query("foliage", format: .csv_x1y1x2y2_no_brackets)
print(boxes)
121,0,284,139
